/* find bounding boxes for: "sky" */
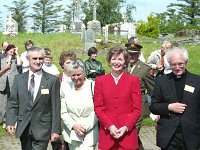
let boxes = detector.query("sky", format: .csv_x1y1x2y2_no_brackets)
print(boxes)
0,0,178,31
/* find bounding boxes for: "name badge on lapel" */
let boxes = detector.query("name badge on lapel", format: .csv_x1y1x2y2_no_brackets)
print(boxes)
41,89,49,95
184,85,195,93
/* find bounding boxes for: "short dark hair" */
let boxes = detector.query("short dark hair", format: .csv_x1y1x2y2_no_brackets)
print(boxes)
5,44,15,53
24,40,34,50
106,46,129,68
44,48,52,59
59,51,76,68
88,47,98,56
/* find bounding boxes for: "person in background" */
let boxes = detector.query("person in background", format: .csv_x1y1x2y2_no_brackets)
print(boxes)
0,44,21,127
126,42,155,150
6,46,61,150
20,40,34,73
150,47,200,150
147,41,172,77
61,58,98,150
1,41,9,54
42,48,61,150
94,46,142,149
59,51,76,84
84,47,105,80
58,51,77,150
171,41,180,48
42,48,60,76
125,37,146,63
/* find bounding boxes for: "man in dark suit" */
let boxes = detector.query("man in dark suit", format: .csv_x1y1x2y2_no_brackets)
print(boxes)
126,42,154,150
6,46,61,150
150,47,200,150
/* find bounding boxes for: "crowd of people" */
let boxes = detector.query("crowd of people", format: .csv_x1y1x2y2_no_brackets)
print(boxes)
0,38,200,150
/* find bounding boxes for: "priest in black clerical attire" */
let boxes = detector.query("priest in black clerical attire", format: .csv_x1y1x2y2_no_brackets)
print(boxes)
150,47,200,150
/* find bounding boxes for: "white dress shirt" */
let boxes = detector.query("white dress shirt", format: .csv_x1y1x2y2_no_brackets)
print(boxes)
28,70,42,101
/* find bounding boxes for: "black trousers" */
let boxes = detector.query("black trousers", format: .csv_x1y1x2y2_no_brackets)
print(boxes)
161,126,187,150
20,123,49,150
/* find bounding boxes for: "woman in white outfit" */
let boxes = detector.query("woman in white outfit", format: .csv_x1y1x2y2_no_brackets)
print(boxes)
60,58,98,150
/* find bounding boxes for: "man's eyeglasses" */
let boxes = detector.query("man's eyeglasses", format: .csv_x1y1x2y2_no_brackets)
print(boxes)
32,57,44,60
170,62,185,68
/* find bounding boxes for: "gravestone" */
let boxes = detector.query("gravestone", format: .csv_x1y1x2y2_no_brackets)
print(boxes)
81,23,86,40
3,11,18,35
87,20,101,35
71,0,84,34
87,0,101,35
120,23,136,39
71,20,83,33
102,25,109,42
84,29,96,52
59,24,67,32
114,26,118,39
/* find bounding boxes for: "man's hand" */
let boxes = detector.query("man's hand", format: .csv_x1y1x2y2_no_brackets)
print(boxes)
157,65,164,71
6,125,15,135
51,133,60,142
168,102,187,113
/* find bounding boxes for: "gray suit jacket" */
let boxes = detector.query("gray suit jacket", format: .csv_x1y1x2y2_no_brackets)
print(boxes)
6,70,61,140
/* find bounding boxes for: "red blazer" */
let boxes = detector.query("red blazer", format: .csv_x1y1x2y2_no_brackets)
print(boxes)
94,73,142,149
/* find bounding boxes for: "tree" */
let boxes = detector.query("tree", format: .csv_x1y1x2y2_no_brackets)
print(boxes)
137,15,160,38
31,0,63,34
63,4,74,29
4,0,29,32
157,9,185,34
167,0,200,26
82,0,125,26
125,4,136,23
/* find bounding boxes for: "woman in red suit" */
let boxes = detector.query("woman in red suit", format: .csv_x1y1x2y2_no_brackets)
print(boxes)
94,46,142,150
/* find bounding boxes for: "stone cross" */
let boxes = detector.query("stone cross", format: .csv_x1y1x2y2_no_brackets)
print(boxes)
91,0,98,20
74,0,81,20
3,11,18,35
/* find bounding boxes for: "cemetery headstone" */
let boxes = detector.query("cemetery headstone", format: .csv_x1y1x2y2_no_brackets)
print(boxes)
81,23,86,40
87,20,101,35
84,29,96,53
104,25,109,42
120,23,136,39
71,20,83,33
114,26,118,39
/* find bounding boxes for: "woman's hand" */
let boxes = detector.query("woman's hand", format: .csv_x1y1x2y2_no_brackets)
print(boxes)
72,124,86,136
117,126,127,138
109,125,119,139
5,63,11,70
14,47,19,55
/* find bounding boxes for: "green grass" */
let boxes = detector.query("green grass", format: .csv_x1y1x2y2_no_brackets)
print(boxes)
142,118,156,126
0,124,8,136
1,32,199,74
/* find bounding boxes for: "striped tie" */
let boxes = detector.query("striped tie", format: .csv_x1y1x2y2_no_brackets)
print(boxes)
28,74,35,105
